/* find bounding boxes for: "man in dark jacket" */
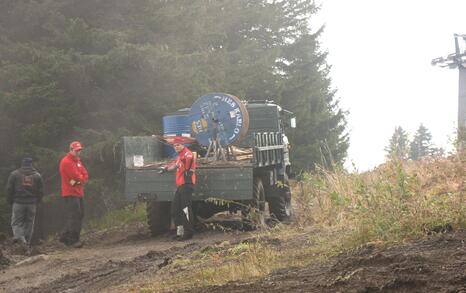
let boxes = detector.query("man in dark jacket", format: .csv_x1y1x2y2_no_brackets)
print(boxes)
6,157,44,246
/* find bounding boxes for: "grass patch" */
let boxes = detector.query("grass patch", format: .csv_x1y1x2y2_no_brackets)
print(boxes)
140,227,348,292
86,202,146,231
295,156,466,245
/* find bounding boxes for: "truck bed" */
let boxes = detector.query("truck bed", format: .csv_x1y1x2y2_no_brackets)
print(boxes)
126,158,253,170
122,134,285,203
124,164,253,202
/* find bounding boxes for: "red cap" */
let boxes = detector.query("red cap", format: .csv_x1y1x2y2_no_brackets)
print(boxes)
70,141,83,151
172,136,185,145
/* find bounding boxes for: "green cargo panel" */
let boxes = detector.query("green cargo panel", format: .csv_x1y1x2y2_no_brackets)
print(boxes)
125,169,175,201
195,167,253,200
125,166,253,202
122,136,164,168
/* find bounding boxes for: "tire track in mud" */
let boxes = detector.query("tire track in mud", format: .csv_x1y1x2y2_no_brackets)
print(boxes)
19,242,202,293
0,218,252,293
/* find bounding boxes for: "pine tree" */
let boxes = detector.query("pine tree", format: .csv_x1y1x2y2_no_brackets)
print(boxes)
0,0,349,232
409,124,433,160
385,126,410,160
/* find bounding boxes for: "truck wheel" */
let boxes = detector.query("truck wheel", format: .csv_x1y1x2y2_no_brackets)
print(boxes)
269,184,292,222
242,177,266,230
146,201,171,236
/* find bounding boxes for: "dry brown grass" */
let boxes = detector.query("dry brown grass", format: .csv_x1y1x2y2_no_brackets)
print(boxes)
139,153,466,292
294,154,466,244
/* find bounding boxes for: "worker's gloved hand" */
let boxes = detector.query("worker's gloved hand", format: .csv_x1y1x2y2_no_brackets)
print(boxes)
184,170,194,184
158,166,167,174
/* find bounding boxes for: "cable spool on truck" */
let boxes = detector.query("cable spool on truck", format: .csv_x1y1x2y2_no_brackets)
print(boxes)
122,93,296,235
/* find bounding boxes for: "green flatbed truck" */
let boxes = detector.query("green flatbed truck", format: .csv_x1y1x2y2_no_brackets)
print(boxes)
122,100,295,235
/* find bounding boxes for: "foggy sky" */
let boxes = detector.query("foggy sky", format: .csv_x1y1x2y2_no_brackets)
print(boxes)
314,0,464,171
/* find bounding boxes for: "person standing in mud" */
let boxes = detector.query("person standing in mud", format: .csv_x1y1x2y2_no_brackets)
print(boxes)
6,157,44,246
59,141,88,248
159,136,196,241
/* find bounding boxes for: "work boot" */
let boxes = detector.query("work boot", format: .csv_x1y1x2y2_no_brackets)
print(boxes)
58,233,71,245
172,225,185,241
12,236,27,245
71,241,84,248
27,246,41,256
177,234,193,241
11,241,28,255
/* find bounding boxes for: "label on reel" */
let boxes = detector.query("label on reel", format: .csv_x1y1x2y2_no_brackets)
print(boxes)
190,93,249,146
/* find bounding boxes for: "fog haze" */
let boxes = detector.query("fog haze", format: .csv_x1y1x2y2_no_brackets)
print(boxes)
315,0,463,170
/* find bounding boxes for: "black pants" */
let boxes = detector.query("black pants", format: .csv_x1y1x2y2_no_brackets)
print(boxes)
60,196,84,245
171,184,194,236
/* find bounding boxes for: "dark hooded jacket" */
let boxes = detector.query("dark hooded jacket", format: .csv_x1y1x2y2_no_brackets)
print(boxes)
6,167,44,204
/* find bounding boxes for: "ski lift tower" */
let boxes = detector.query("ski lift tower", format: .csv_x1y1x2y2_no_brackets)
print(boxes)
431,34,466,141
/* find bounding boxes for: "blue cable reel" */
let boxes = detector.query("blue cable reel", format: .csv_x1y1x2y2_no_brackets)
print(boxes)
190,93,250,147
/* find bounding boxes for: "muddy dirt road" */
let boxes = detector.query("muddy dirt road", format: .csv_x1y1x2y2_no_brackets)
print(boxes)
1,222,465,293
0,223,249,293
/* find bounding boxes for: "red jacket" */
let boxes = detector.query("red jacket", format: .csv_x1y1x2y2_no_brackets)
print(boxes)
174,147,196,187
59,153,89,197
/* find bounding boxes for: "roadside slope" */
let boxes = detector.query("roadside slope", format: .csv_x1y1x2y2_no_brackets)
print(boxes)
189,230,466,293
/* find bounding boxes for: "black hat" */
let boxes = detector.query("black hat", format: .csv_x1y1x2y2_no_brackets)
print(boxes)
21,157,33,167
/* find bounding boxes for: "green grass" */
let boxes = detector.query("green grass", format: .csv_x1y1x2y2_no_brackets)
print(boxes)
86,202,146,231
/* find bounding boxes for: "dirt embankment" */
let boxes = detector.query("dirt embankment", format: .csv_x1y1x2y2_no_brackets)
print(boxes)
192,230,466,293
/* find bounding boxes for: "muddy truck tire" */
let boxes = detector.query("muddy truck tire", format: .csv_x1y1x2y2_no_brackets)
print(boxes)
146,201,171,236
268,185,292,222
242,177,266,230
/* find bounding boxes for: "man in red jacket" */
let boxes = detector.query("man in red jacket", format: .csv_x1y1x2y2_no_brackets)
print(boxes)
160,136,196,241
59,141,89,248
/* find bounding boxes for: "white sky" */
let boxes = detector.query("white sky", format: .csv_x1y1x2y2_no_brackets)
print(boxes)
313,0,464,171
